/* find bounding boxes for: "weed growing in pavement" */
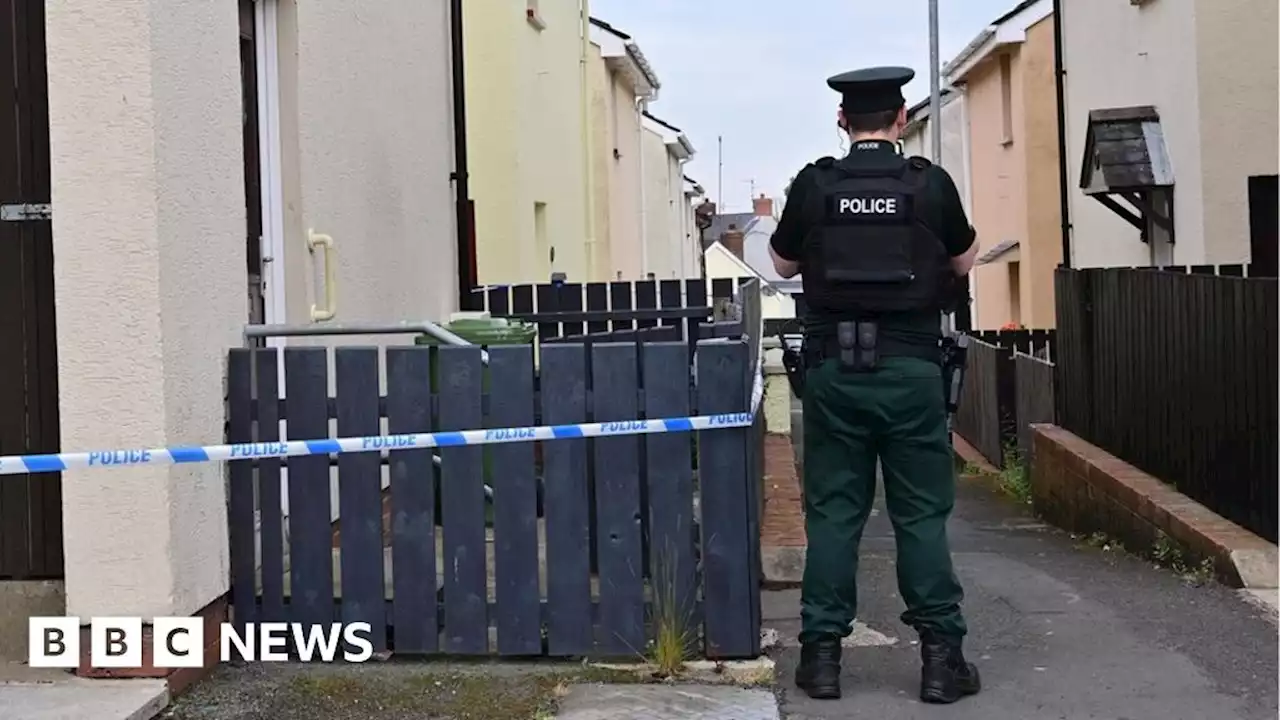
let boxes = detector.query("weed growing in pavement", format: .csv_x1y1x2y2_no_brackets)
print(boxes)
996,445,1033,506
1152,530,1217,584
647,547,695,678
1074,529,1215,585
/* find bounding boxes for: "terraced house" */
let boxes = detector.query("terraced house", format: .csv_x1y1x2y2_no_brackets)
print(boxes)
1059,0,1278,273
1,0,463,694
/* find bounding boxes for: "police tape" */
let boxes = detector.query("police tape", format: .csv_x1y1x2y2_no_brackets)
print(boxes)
0,365,765,477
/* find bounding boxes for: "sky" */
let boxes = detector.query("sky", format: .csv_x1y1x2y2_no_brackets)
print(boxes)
590,0,1019,213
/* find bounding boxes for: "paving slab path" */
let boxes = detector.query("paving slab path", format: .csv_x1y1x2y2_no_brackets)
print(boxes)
765,478,1279,720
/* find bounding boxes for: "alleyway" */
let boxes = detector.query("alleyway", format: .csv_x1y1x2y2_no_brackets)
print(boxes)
767,477,1279,720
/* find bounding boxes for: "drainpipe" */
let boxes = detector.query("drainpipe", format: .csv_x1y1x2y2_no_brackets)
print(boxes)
580,0,595,280
637,95,648,276
449,0,475,306
1052,0,1072,268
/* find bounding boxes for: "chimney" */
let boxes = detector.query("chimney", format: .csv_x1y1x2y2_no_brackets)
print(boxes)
721,223,745,259
753,193,773,217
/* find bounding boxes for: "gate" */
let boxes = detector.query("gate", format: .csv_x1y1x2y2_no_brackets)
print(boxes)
0,0,63,580
225,289,765,658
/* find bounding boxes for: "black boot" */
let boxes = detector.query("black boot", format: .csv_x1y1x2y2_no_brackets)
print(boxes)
918,630,981,704
794,637,842,699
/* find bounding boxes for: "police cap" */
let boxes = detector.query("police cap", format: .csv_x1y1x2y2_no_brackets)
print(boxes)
827,66,915,114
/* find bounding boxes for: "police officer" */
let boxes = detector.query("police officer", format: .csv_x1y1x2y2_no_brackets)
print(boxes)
768,67,981,703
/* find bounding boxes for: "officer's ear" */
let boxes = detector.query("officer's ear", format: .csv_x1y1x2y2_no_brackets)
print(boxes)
894,105,908,131
836,109,849,133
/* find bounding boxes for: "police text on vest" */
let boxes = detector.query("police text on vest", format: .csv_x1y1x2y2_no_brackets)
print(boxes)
838,197,897,215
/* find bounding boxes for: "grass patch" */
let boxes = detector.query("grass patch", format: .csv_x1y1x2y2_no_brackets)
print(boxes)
164,664,644,720
646,547,695,679
995,445,1033,506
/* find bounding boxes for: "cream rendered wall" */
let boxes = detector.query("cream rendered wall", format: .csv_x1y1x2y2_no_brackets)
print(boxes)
704,243,796,320
664,154,689,280
587,42,614,281
277,0,458,327
609,80,645,280
642,127,673,277
903,95,970,212
1194,0,1279,264
45,0,243,618
467,0,587,285
682,197,701,277
1061,0,1203,268
641,128,692,279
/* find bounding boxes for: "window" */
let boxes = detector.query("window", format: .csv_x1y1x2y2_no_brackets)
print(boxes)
999,53,1014,145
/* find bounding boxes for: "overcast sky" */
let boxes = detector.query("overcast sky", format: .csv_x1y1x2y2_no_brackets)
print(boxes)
591,0,1018,212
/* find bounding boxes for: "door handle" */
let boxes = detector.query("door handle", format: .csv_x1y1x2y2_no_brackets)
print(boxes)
307,228,336,322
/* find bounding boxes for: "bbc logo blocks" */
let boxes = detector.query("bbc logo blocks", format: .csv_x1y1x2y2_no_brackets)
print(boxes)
29,617,205,669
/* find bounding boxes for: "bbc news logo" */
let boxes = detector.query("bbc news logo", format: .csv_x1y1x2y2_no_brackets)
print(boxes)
29,617,375,668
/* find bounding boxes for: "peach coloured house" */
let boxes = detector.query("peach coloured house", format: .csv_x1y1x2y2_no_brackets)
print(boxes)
943,0,1062,330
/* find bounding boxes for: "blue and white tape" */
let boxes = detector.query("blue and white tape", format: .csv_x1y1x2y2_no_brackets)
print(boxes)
0,346,765,477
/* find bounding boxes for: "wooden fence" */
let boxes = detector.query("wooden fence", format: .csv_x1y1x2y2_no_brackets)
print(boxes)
471,277,755,347
953,338,1014,468
968,329,1056,361
226,337,764,659
1013,352,1055,462
1054,266,1278,541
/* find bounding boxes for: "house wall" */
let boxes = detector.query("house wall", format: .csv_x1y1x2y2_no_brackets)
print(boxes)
467,0,587,285
607,77,644,280
959,14,1060,330
587,42,614,281
704,243,796,320
1061,0,1205,267
1017,16,1063,329
640,128,694,280
44,0,462,619
642,127,674,277
1194,0,1280,264
277,0,458,327
902,94,970,213
666,157,693,280
964,53,1025,330
45,0,244,618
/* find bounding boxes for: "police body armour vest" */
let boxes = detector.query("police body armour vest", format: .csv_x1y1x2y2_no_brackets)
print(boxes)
801,155,950,315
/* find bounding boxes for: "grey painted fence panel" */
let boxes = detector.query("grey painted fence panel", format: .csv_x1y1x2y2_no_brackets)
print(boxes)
642,342,698,639
539,344,594,656
284,348,335,630
385,347,438,654
256,349,285,623
696,339,757,658
226,351,255,630
437,346,489,654
591,342,646,656
487,346,542,656
335,348,387,651
224,329,762,659
1013,353,1055,463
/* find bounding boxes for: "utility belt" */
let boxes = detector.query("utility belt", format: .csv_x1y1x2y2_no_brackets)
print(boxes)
805,321,941,371
778,321,968,415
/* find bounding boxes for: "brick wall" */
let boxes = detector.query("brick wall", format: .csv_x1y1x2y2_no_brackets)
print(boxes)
1030,424,1276,588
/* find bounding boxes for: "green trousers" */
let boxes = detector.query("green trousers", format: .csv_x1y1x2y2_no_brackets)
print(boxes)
799,356,967,644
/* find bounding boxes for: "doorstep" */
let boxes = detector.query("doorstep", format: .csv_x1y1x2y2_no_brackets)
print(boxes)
0,664,167,720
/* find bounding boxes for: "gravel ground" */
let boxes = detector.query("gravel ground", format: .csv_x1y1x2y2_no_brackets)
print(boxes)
159,662,637,720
